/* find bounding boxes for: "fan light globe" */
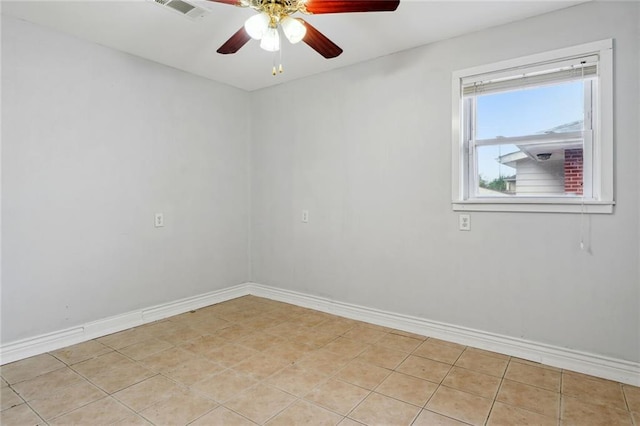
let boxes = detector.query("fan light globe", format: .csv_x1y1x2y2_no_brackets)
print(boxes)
281,16,306,44
244,13,269,40
260,27,280,52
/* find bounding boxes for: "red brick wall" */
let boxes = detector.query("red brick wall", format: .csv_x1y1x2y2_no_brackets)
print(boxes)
564,148,583,195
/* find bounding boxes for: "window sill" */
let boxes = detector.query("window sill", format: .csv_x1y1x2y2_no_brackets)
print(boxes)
452,199,614,214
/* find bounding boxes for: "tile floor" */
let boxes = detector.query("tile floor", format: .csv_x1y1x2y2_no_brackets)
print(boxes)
1,296,638,425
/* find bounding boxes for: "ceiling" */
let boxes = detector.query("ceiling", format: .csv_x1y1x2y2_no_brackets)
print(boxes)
2,0,586,91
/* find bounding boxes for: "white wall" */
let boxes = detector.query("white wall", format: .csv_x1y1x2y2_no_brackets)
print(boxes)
250,2,640,363
1,17,250,343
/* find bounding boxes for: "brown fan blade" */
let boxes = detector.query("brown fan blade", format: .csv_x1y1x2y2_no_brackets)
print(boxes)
300,19,343,58
304,0,399,14
206,0,243,5
217,27,251,54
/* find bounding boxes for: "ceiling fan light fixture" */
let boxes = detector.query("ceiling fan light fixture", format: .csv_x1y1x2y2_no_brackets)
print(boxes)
281,16,306,44
244,12,269,40
260,27,280,52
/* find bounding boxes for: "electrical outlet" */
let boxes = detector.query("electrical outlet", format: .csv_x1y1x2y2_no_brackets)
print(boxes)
155,213,164,228
302,210,309,223
459,214,470,231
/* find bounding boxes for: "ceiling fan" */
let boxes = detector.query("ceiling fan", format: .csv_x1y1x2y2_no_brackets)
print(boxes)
208,0,400,72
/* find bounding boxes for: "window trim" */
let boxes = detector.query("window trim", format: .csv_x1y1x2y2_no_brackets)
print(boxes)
451,39,614,214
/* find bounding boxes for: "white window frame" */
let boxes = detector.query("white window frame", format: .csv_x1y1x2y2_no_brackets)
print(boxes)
451,39,614,213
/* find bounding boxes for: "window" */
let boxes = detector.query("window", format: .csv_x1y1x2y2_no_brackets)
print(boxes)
451,40,614,213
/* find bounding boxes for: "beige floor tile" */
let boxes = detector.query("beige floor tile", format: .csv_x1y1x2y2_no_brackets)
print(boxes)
71,351,132,377
623,384,640,412
313,319,357,337
305,378,370,415
426,386,493,426
427,338,466,350
179,334,228,356
191,406,256,425
189,316,232,334
335,359,391,390
561,396,633,426
96,328,151,350
412,409,469,425
267,399,342,425
266,365,329,397
397,355,451,383
342,326,388,344
1,354,65,384
0,403,46,425
1,387,24,411
262,341,314,363
497,379,559,418
356,345,408,370
215,324,255,341
191,369,258,402
510,357,561,372
631,411,638,425
465,347,510,361
139,390,217,425
139,347,199,373
487,401,557,426
1,378,7,387
49,396,134,425
389,329,428,341
296,312,332,328
443,367,502,399
113,375,184,412
323,337,369,358
455,350,508,377
505,360,561,392
112,413,153,425
206,343,260,367
265,321,305,338
50,340,113,365
233,353,290,380
562,371,626,410
28,379,106,420
339,418,365,425
376,333,423,353
225,384,297,424
349,392,421,426
294,349,351,375
413,340,465,365
118,337,174,360
291,331,338,349
156,326,204,345
236,332,286,352
85,360,154,393
240,314,284,331
11,368,84,401
163,357,225,386
375,371,438,407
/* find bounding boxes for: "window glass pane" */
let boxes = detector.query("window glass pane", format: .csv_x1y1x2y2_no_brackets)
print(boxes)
476,142,584,197
475,81,585,139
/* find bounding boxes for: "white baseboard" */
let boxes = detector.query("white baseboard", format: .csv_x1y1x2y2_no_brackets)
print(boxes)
2,281,638,386
0,284,251,365
247,283,640,386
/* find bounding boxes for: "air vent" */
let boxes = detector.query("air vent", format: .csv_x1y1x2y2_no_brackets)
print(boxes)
152,0,209,19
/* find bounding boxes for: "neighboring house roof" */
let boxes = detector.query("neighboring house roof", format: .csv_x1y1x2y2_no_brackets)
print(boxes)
498,120,584,166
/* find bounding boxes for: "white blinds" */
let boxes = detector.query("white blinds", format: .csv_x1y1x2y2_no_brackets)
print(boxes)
462,55,598,96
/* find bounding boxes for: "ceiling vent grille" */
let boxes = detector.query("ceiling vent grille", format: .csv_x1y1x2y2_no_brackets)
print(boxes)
153,0,208,19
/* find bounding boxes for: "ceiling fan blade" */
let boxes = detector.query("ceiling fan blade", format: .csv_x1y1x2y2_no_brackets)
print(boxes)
217,27,251,54
304,0,399,14
300,19,343,59
206,0,243,5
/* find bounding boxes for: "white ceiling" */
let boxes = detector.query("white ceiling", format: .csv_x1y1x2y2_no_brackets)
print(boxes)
2,0,586,91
